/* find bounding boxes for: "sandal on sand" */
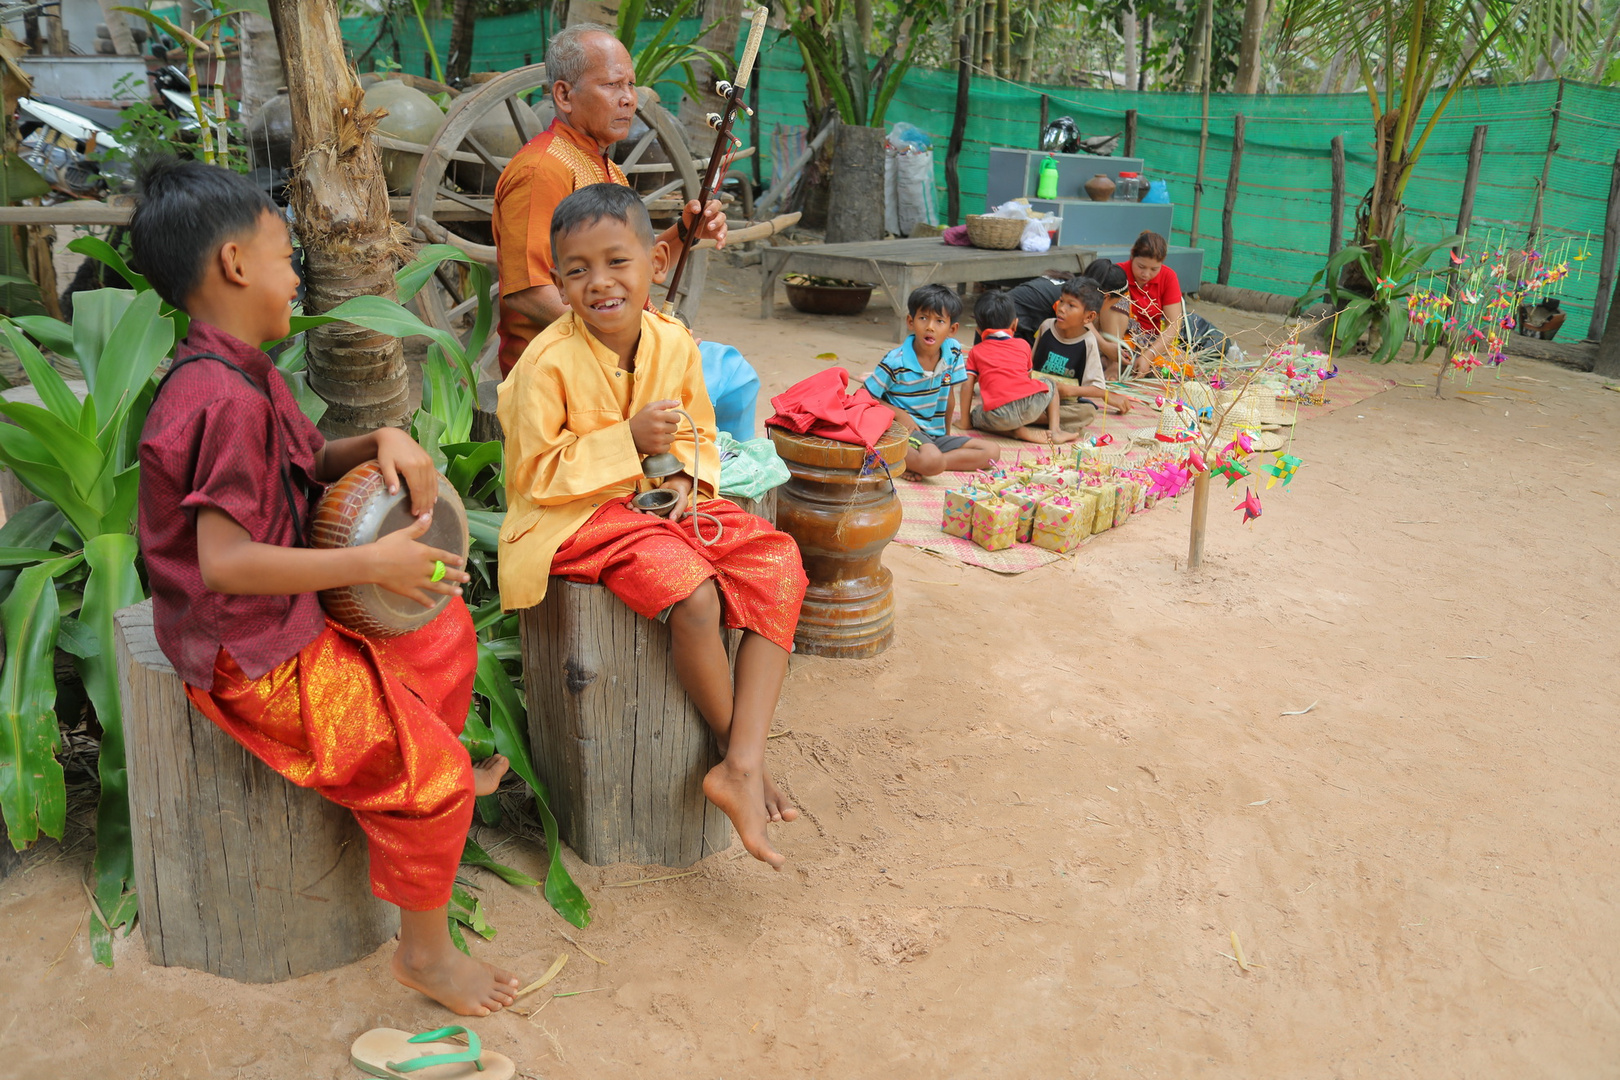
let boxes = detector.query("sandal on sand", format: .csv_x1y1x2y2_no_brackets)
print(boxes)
351,1027,515,1080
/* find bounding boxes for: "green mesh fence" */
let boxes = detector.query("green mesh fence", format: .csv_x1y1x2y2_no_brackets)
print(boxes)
338,18,1619,336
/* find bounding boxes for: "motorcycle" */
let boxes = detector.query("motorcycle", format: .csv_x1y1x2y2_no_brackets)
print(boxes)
16,94,125,195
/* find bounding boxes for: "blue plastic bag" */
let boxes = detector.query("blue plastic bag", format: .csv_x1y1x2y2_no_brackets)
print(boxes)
887,121,932,152
1142,179,1170,204
698,340,760,440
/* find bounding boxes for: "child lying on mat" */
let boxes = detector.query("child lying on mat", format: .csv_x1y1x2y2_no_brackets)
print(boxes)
865,283,999,480
497,183,807,868
962,288,1080,446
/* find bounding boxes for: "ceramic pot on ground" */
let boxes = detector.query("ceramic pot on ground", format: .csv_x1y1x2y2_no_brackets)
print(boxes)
1084,173,1116,201
784,281,874,315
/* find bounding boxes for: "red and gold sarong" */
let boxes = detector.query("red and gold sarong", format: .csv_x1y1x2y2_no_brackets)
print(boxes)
550,497,806,652
184,600,477,911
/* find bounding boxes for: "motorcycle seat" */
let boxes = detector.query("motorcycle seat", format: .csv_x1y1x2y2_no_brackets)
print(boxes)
32,94,126,132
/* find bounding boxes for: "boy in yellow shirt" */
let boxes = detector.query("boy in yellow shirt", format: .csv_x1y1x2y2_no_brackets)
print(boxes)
497,184,807,867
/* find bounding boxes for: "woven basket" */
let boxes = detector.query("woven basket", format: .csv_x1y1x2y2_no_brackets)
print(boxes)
965,214,1025,250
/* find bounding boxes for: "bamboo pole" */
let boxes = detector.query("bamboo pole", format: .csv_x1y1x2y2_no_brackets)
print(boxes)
1218,113,1244,285
1187,2,1212,248
1186,471,1211,569
1588,147,1620,342
1528,77,1564,249
946,33,971,226
1328,135,1344,258
1124,108,1137,158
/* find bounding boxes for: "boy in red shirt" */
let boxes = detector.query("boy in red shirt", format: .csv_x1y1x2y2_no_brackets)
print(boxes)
134,160,518,1016
963,289,1079,444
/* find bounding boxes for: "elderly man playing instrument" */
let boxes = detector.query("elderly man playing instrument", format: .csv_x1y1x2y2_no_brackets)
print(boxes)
493,22,727,377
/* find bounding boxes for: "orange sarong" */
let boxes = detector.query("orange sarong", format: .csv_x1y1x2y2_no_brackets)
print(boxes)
550,497,806,652
184,600,477,911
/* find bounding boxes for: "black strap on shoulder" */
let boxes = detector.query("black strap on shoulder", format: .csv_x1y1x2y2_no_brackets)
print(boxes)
156,351,310,545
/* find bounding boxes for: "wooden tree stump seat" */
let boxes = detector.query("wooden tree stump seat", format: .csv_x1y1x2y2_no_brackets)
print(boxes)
114,600,397,982
518,581,734,868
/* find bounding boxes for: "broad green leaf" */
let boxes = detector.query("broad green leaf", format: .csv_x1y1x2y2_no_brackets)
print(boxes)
445,441,502,496
9,315,76,362
0,321,83,422
55,615,98,659
0,428,98,538
69,289,138,388
0,547,68,566
90,290,173,442
283,370,328,427
65,236,149,292
475,643,590,927
291,295,466,371
460,702,496,760
0,555,82,848
397,244,472,305
465,509,503,553
0,406,105,512
78,533,143,966
0,503,65,550
462,836,543,890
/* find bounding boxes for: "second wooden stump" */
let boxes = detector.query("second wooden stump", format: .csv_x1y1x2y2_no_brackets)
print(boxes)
519,582,733,868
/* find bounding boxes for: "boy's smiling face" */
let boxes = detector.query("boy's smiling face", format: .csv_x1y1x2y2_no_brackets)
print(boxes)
906,307,958,361
550,214,668,344
237,209,301,344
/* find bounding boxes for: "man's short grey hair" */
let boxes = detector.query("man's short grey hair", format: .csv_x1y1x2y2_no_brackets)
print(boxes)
546,22,617,89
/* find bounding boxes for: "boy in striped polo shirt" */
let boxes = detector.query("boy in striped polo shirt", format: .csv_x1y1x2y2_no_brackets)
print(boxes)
865,284,999,481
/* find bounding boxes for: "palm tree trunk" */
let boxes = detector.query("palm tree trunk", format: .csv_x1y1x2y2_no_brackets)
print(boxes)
1234,0,1267,93
270,0,410,435
1122,3,1138,90
446,0,477,85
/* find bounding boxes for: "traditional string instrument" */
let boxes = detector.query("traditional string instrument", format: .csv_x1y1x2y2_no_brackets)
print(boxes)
310,461,470,637
658,4,770,317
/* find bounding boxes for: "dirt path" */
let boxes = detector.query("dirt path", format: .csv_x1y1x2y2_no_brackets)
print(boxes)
3,269,1618,1078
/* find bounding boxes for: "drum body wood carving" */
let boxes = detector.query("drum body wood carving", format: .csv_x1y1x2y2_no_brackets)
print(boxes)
310,462,470,637
768,425,908,658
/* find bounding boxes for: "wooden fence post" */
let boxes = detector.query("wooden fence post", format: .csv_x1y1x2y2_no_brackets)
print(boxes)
1038,93,1049,148
1329,135,1344,258
1218,113,1244,285
1124,108,1137,158
1589,148,1620,342
1186,471,1211,570
946,33,971,226
1528,77,1564,249
1189,18,1213,248
1456,124,1486,255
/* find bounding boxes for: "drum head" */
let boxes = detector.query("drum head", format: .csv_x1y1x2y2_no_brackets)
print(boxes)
312,464,471,638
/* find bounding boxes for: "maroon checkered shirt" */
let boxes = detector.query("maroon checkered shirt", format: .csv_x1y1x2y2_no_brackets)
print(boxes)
137,321,327,690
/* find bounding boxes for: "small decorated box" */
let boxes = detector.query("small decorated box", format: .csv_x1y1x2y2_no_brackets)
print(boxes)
941,488,980,538
1087,485,1117,534
1113,483,1133,527
1072,490,1099,535
971,497,1021,551
1001,487,1046,543
1031,497,1088,553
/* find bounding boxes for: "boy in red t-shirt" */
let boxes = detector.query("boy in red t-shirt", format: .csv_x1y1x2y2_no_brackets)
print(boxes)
133,160,519,1017
963,289,1079,445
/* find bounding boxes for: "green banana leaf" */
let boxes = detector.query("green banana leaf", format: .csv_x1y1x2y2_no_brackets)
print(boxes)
475,642,589,927
0,555,82,848
77,533,143,966
397,244,472,305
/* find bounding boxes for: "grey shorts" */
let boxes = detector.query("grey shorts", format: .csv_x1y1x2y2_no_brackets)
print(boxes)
907,430,974,453
971,383,1055,433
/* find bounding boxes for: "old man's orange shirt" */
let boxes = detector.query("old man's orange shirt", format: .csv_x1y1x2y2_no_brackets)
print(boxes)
492,118,629,376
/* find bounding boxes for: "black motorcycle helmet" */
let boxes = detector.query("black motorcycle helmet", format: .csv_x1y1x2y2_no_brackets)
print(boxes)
1040,116,1080,155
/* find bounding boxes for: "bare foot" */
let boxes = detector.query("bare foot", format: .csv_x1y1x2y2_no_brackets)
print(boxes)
1048,429,1082,444
901,470,926,482
391,941,521,1017
472,753,509,796
703,759,783,868
763,768,799,823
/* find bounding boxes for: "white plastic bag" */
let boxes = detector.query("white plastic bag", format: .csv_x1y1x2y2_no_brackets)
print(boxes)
1019,218,1052,252
886,146,939,237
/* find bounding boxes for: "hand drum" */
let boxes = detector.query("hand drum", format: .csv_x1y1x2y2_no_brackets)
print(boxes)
309,461,470,638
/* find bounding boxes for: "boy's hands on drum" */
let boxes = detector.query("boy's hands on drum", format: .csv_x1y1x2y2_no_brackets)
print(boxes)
371,512,471,608
630,398,682,455
374,427,440,516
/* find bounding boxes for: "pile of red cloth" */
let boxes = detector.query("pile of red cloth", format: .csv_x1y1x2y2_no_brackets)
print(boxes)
764,367,895,449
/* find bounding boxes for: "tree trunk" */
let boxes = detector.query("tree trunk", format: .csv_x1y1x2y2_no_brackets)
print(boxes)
855,0,873,41
1596,275,1620,377
446,0,477,85
1234,0,1266,93
825,122,886,243
239,13,286,121
270,0,410,436
677,0,742,153
1316,47,1345,93
567,1,616,27
1185,0,1213,91
1139,14,1151,89
1122,4,1138,91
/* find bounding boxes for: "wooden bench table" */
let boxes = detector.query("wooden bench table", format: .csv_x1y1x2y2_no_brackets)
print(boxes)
759,237,1099,339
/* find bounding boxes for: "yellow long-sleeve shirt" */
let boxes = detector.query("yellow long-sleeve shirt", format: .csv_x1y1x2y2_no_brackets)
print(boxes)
496,308,720,612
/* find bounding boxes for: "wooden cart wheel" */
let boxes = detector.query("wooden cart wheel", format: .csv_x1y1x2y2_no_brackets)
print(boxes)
406,65,704,375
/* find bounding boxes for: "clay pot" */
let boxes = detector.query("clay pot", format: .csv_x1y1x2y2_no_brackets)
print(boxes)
768,425,910,658
1084,173,1116,202
784,281,874,315
363,80,445,194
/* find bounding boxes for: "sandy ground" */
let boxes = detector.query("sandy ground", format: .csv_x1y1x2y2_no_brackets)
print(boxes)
3,265,1619,1079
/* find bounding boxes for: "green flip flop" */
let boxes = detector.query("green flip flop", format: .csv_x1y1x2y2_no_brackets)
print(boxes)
350,1026,515,1080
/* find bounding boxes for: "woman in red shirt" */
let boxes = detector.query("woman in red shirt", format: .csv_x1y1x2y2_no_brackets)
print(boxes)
1115,231,1237,373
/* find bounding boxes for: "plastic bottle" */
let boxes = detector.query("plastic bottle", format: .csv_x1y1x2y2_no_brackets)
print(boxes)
1036,155,1059,200
1115,171,1140,201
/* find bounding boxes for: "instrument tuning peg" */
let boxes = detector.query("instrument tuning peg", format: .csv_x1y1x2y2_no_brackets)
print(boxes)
715,80,737,98
706,112,724,129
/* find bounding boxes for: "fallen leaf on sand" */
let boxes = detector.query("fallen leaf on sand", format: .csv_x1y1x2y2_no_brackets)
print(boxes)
1280,701,1318,716
516,954,569,998
1249,798,1271,806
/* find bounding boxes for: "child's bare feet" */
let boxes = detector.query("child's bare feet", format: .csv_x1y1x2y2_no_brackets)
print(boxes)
901,469,926,482
472,753,509,796
703,759,783,868
1047,429,1081,444
391,938,520,1017
763,768,799,823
